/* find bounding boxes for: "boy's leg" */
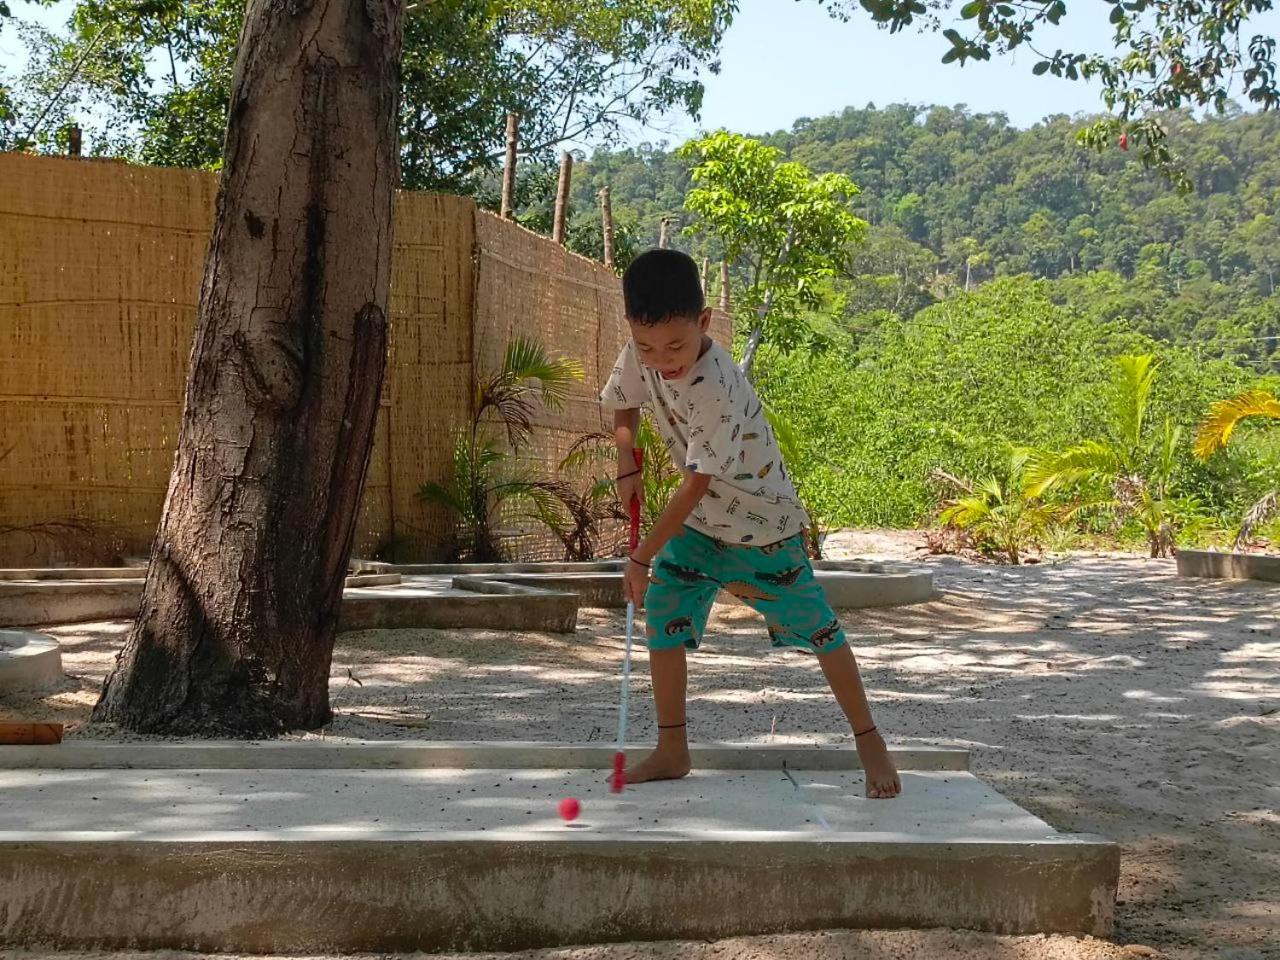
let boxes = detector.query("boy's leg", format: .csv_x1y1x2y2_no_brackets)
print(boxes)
627,527,720,785
815,644,901,799
623,647,691,784
727,534,901,799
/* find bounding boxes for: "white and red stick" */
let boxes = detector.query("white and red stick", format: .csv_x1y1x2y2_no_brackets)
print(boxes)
611,448,643,794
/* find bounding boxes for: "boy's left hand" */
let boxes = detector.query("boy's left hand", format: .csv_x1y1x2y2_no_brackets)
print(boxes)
623,558,649,608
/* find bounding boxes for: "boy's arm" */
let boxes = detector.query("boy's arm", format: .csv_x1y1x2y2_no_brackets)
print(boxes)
613,407,640,473
613,405,710,565
631,469,711,566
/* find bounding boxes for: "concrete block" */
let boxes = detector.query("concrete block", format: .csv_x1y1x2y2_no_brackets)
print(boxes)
0,744,1118,951
339,580,577,633
0,631,63,694
0,579,141,627
1176,549,1280,583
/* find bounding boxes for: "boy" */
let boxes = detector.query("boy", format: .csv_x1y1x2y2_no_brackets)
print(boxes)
601,249,901,799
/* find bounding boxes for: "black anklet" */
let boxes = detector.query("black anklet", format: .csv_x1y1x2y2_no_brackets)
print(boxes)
658,722,687,729
854,724,878,738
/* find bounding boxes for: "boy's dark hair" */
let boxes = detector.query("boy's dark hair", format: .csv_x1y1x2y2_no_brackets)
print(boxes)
622,248,705,325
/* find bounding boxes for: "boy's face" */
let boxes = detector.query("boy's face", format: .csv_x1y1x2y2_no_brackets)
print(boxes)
628,309,712,381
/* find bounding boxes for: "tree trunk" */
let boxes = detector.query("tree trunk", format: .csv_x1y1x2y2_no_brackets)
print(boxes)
92,0,403,736
501,112,519,220
719,261,730,311
552,150,573,245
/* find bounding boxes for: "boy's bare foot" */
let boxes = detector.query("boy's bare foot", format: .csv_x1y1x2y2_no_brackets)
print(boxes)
856,729,901,799
623,745,692,784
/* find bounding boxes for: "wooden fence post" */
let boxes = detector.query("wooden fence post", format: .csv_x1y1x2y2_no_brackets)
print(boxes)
599,187,615,269
552,151,573,244
500,112,519,220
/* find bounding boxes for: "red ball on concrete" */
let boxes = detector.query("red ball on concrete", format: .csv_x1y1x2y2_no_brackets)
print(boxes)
558,797,581,821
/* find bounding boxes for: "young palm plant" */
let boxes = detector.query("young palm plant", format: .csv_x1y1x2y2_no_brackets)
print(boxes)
937,447,1066,564
561,415,683,546
1194,389,1280,550
1025,355,1197,558
557,432,628,560
419,337,584,562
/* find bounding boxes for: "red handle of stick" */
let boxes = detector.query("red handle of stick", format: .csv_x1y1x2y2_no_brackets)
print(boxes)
628,447,643,553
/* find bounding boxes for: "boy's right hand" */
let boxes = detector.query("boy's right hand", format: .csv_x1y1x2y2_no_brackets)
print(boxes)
616,465,644,515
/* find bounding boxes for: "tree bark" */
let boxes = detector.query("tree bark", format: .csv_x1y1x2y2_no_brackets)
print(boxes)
92,0,403,736
718,260,730,311
552,150,572,245
501,112,519,220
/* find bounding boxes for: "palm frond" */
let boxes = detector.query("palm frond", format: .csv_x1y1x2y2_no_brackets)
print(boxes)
1115,354,1158,450
940,494,994,528
588,476,620,503
476,375,537,449
1234,489,1280,550
560,432,617,472
1150,418,1182,492
1007,444,1037,478
472,338,585,449
1194,390,1280,459
927,467,976,495
417,480,468,515
502,336,584,411
1024,441,1123,498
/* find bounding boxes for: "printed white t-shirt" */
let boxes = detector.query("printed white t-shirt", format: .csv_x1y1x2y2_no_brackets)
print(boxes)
600,338,805,546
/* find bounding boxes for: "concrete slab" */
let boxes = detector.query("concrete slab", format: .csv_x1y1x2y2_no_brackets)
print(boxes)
0,739,970,771
810,563,935,608
448,561,935,610
0,559,932,629
0,569,577,632
339,577,577,633
0,567,143,580
0,630,63,694
0,744,1116,951
455,571,625,608
0,577,142,626
1176,548,1280,583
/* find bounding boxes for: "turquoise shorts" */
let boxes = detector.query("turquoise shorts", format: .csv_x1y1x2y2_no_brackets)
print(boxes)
643,526,847,655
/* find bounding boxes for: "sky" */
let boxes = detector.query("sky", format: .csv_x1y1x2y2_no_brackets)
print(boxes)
5,0,1279,149
632,1,1280,147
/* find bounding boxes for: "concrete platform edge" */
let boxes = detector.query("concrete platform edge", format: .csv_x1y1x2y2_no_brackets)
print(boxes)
0,836,1119,949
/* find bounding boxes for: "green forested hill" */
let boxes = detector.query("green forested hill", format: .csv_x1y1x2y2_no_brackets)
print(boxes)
517,103,1280,371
